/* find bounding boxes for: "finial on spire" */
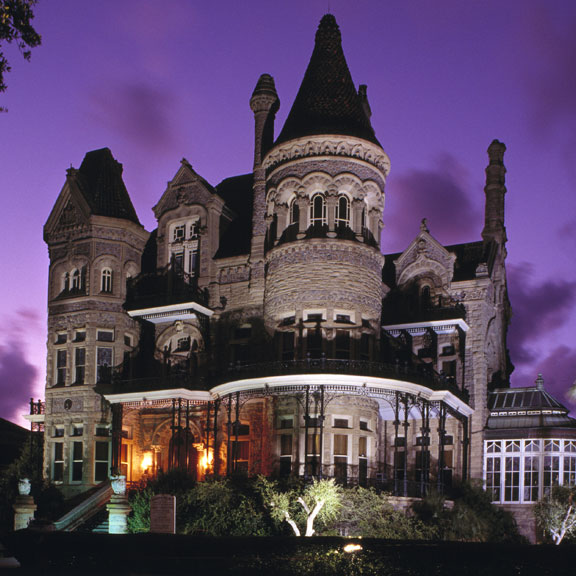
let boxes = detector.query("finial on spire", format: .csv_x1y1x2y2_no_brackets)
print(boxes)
420,218,429,233
535,373,544,390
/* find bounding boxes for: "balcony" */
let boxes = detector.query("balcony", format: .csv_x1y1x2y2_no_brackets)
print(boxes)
125,267,212,323
217,358,465,399
97,356,466,403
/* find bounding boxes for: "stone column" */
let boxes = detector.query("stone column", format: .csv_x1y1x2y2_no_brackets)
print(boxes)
13,496,37,531
107,475,131,534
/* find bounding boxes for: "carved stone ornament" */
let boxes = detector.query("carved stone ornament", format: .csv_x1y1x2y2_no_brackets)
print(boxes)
18,478,31,496
263,136,390,175
110,475,127,495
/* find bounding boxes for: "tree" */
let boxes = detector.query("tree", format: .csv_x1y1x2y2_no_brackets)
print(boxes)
535,485,576,545
337,486,435,539
257,477,341,537
0,0,41,108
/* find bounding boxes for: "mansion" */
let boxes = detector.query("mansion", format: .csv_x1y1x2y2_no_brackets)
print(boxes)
30,15,576,540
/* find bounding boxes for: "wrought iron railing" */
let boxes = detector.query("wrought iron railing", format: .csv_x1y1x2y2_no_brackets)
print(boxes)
125,266,209,311
218,358,463,395
100,357,465,400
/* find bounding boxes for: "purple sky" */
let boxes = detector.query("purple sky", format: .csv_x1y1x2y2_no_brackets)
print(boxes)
1,1,575,427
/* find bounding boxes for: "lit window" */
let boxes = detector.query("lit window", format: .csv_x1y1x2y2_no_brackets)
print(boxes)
101,268,113,293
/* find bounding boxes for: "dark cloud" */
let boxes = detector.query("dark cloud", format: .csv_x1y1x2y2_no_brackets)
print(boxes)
507,264,576,366
514,346,576,413
90,82,181,153
383,155,482,252
0,340,38,423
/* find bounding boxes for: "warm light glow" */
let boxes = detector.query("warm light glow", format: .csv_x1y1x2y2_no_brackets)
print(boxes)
343,543,363,553
200,449,213,470
141,451,153,472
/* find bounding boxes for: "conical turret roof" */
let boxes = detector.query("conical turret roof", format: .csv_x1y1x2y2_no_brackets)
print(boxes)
275,14,380,146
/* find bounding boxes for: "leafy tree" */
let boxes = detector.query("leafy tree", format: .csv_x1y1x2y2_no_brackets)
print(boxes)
180,478,272,536
257,476,341,536
126,486,152,533
336,486,435,539
0,0,41,108
413,482,524,543
535,485,576,545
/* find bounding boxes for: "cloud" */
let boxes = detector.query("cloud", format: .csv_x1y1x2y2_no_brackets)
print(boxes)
0,309,43,425
89,82,181,153
513,345,576,414
383,154,482,251
507,264,576,366
0,340,38,423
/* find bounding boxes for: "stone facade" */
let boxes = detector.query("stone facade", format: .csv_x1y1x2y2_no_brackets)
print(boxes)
33,14,576,541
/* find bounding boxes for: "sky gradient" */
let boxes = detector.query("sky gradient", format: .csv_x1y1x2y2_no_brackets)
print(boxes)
1,0,575,427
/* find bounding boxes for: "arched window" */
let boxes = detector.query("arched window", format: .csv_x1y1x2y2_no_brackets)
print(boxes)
101,268,113,293
62,272,70,292
310,194,326,226
290,199,300,225
421,285,431,309
335,196,350,227
71,269,81,291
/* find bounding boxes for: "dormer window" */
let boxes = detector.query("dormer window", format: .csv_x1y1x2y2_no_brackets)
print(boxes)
173,224,186,242
169,219,200,278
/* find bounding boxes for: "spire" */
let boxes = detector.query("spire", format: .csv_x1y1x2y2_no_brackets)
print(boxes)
482,139,507,245
275,14,379,146
250,73,280,168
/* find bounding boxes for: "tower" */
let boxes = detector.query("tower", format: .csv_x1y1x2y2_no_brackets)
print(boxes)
43,149,148,496
262,15,391,363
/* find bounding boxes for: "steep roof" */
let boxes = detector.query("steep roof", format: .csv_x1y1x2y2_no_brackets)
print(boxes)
75,148,140,224
275,14,380,146
214,174,254,259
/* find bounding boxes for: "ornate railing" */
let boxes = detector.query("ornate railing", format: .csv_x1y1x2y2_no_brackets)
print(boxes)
29,398,45,415
125,266,209,312
99,357,466,400
218,358,463,395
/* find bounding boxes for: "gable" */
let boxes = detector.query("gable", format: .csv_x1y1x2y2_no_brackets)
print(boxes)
394,223,456,289
153,159,219,219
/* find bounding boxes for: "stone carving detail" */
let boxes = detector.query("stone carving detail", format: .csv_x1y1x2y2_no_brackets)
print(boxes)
18,478,31,496
110,475,127,495
219,266,250,284
95,242,121,259
264,136,390,175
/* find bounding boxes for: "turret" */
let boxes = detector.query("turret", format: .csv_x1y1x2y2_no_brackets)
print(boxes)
482,139,507,246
